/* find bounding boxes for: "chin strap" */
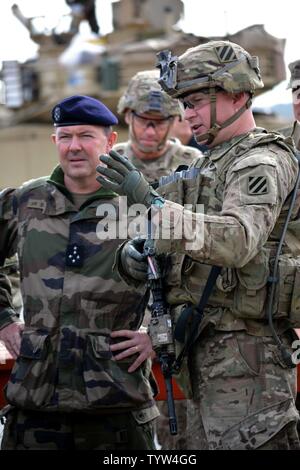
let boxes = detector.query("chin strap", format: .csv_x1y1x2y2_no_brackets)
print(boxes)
195,87,253,146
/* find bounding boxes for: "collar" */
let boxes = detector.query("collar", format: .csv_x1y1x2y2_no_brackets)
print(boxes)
47,165,118,203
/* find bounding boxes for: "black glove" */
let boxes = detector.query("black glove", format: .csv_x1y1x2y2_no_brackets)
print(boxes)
96,150,164,208
120,238,148,281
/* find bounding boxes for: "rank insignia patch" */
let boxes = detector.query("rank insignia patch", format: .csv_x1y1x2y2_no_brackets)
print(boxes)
247,176,268,195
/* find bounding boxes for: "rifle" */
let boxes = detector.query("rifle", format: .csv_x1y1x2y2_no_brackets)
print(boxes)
144,238,177,435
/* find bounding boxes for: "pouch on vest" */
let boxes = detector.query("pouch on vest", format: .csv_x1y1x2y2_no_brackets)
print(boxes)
233,248,270,320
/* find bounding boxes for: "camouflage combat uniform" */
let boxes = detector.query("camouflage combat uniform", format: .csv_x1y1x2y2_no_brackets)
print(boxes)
111,42,300,449
0,256,22,316
151,128,300,449
0,166,158,450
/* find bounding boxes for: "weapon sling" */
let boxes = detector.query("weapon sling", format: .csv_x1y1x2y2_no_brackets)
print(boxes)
172,265,221,373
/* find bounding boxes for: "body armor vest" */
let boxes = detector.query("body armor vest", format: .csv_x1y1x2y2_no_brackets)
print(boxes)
158,130,300,329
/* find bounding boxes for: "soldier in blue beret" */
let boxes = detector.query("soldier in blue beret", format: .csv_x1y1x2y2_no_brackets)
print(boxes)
0,95,158,450
52,95,118,127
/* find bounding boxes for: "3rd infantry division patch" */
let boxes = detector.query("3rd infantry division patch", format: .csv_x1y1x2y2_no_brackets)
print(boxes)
247,176,268,195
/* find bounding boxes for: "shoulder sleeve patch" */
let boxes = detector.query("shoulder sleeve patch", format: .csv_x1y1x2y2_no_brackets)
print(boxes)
247,175,268,195
238,165,277,205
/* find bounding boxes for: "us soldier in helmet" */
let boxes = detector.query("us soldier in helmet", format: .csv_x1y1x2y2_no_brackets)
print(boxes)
97,41,300,449
115,70,202,184
116,70,202,450
283,60,300,150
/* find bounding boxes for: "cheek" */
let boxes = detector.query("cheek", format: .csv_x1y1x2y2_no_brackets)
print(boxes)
57,146,68,161
294,103,300,116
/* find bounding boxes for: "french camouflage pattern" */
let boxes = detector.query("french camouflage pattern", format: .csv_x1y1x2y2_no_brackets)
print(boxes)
117,69,184,119
1,408,156,450
113,138,201,183
0,255,22,314
0,166,157,417
157,40,264,99
0,272,19,328
143,129,300,449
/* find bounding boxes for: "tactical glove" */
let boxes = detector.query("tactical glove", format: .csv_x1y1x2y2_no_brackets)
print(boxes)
120,238,148,282
96,150,164,208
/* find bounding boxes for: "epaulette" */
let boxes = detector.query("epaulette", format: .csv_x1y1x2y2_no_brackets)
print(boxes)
16,176,49,198
0,188,15,218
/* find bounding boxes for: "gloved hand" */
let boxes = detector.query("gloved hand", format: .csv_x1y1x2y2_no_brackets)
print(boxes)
96,150,164,208
120,238,148,281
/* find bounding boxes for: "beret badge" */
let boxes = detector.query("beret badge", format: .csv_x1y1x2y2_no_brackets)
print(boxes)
53,106,61,122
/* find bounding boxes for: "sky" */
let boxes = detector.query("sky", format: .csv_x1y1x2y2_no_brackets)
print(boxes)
0,0,299,108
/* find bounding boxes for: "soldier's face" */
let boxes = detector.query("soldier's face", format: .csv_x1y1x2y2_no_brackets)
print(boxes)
128,111,173,154
292,87,300,121
182,90,243,146
52,125,117,189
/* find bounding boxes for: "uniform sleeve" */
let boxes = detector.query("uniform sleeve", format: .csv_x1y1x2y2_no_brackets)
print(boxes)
153,148,298,268
0,273,20,329
0,189,19,328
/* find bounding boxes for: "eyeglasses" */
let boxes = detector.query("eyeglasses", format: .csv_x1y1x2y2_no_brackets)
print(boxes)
180,90,211,110
132,111,172,130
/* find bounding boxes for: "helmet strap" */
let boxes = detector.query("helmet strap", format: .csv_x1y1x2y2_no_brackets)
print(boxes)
195,89,252,146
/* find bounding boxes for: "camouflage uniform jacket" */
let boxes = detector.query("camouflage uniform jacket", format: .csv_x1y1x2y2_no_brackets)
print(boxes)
113,138,201,183
146,129,300,335
0,166,157,417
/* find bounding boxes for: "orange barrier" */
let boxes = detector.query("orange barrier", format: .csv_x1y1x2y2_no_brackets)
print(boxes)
0,358,14,409
152,361,185,401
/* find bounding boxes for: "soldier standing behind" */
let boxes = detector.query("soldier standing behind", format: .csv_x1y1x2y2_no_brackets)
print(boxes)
97,41,300,449
0,95,158,450
115,70,203,450
285,61,300,150
115,70,201,184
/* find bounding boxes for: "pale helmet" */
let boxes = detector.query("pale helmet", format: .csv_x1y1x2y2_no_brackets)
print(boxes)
157,40,264,98
288,60,300,90
117,69,184,118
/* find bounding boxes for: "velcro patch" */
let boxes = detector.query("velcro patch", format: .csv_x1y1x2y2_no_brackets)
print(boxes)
247,176,268,195
215,45,237,63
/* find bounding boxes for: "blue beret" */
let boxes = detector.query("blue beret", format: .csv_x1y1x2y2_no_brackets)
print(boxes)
52,95,118,127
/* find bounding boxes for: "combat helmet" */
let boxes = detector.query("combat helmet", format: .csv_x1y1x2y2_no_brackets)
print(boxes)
117,69,184,119
157,40,264,98
288,60,300,90
156,41,264,145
